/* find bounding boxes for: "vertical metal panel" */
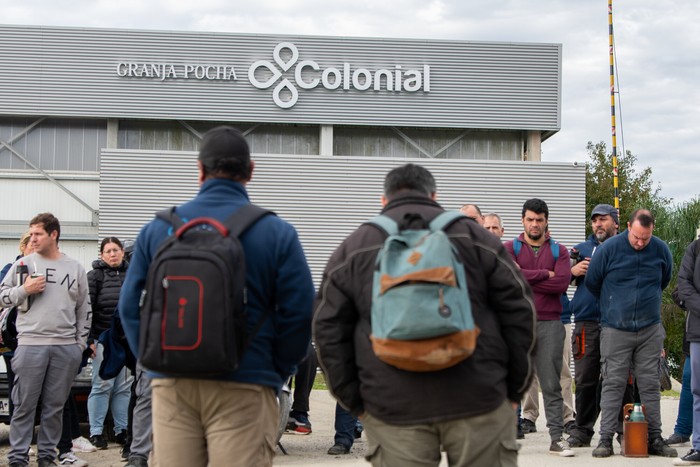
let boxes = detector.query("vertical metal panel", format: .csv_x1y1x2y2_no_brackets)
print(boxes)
0,25,560,132
100,149,585,286
0,118,106,171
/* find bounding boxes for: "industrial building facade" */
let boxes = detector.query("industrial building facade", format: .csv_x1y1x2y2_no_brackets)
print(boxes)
0,25,584,283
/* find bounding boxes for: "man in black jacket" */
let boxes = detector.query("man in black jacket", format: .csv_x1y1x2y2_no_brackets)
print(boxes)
675,234,700,465
313,164,536,466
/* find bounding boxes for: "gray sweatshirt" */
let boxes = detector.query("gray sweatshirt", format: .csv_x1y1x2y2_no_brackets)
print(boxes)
0,252,91,350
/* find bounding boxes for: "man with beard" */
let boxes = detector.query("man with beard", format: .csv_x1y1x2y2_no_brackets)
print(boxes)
565,204,619,448
505,198,574,457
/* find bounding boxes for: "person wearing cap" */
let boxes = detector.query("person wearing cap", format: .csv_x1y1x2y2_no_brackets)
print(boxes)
565,204,619,448
586,209,676,458
118,126,315,467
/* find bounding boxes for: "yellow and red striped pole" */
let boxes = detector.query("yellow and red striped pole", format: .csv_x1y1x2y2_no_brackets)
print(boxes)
608,0,620,212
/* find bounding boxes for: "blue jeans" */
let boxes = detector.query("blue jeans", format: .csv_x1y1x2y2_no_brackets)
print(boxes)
88,342,133,436
674,355,693,437
690,343,700,450
334,403,358,449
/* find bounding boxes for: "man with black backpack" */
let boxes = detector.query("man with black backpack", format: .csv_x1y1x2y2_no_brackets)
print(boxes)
314,164,536,466
119,126,315,467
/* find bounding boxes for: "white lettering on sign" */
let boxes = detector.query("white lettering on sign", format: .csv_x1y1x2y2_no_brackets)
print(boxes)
248,42,430,108
115,42,431,109
116,63,237,81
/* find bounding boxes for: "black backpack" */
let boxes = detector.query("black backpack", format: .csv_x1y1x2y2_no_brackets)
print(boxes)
139,204,272,376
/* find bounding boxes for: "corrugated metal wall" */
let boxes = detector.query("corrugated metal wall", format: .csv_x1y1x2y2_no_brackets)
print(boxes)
0,118,106,171
100,149,585,286
0,25,560,132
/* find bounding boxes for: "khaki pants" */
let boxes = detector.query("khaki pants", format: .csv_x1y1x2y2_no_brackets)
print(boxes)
362,400,518,467
151,378,277,467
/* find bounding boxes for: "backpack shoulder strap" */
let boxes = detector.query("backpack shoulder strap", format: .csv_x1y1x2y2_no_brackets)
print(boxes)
155,206,185,230
549,239,560,261
513,238,522,256
367,215,399,236
429,211,466,232
223,204,275,238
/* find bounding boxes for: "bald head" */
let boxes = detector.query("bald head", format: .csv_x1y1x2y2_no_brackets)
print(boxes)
460,204,484,225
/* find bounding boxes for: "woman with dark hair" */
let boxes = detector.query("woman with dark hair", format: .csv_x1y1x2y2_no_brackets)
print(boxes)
86,237,132,450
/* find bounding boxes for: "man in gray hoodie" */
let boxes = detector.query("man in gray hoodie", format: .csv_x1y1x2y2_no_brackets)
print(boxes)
0,213,91,467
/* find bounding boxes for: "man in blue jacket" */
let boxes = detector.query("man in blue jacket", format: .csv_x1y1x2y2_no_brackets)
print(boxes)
566,204,619,447
586,209,676,458
119,126,315,467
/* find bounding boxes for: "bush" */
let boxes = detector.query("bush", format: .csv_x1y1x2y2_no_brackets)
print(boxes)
661,302,686,381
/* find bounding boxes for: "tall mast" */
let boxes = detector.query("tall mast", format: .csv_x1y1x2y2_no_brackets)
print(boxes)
608,0,620,211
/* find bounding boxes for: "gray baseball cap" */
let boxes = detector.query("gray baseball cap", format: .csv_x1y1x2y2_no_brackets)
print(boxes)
591,204,619,225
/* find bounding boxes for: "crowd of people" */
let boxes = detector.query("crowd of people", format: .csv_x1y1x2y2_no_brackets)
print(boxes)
0,125,698,466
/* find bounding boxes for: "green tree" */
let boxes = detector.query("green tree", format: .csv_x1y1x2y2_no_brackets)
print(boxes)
655,198,700,377
584,141,668,236
584,141,700,379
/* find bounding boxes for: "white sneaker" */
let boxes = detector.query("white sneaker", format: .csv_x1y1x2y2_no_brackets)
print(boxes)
72,436,97,453
59,451,89,466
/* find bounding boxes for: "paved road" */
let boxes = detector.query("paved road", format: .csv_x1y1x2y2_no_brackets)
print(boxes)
0,390,687,466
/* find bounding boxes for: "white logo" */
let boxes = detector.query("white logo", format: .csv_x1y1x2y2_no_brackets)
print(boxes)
248,42,430,109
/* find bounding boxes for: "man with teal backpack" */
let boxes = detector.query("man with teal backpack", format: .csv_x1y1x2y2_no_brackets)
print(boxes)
314,164,536,467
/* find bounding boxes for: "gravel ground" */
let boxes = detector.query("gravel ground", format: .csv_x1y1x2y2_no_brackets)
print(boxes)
0,390,368,467
0,390,684,466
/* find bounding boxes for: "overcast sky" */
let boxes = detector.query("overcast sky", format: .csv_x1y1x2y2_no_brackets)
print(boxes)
4,0,699,203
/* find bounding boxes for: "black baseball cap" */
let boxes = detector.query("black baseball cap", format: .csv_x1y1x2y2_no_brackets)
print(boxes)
198,126,250,170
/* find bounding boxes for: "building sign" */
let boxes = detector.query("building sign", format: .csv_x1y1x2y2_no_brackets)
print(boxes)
116,42,430,109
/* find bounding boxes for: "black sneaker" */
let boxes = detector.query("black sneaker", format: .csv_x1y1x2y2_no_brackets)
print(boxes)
121,445,131,461
521,418,537,433
674,449,700,465
667,433,692,447
115,429,128,446
592,438,614,458
327,443,350,455
566,436,591,448
549,438,575,457
649,437,678,457
125,457,149,467
37,458,58,467
89,434,108,450
517,423,525,440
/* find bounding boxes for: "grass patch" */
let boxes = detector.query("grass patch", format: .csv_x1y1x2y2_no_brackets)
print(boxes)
313,372,327,390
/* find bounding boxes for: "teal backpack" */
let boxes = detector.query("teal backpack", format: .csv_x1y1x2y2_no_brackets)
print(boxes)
368,211,479,372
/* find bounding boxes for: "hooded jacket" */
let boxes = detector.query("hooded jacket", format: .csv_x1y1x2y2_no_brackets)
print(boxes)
119,178,314,391
313,191,536,424
504,233,570,321
569,234,605,323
